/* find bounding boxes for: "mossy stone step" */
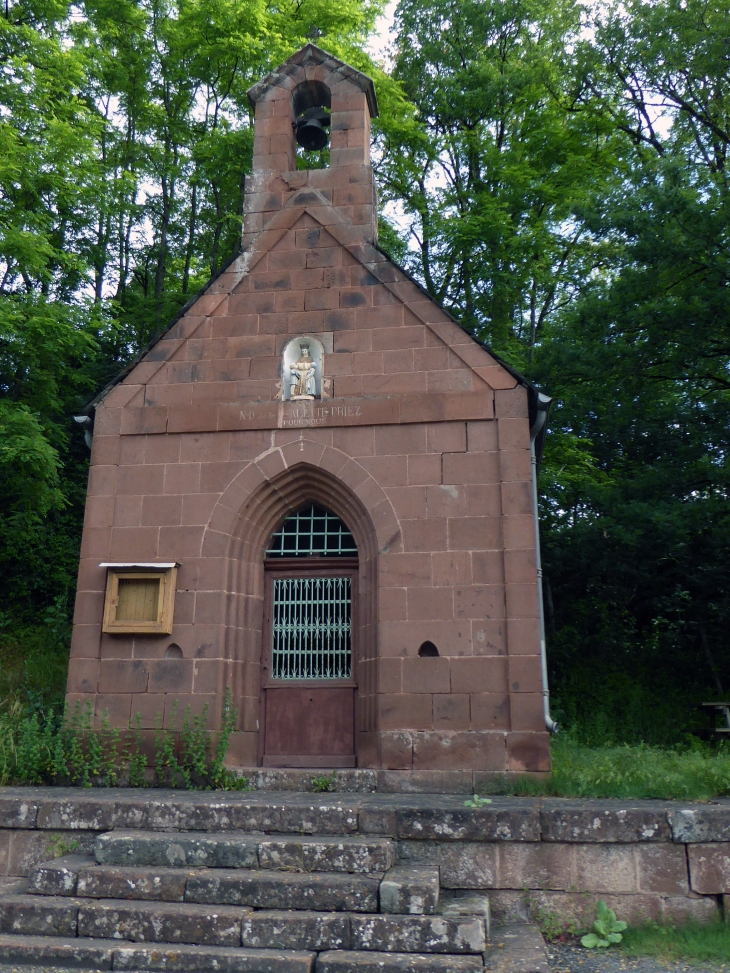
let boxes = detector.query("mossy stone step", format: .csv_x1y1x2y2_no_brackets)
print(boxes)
185,869,381,912
315,950,483,971
0,933,315,971
94,830,393,873
238,910,486,953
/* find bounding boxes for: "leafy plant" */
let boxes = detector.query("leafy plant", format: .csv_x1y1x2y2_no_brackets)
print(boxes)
581,900,627,948
311,773,337,793
123,713,148,788
204,689,249,791
533,902,581,942
464,794,492,808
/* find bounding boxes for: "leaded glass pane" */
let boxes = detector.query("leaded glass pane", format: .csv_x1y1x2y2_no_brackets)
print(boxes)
271,577,352,680
266,504,357,557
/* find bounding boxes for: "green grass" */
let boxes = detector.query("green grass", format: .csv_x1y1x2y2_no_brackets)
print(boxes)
487,731,730,800
620,921,730,963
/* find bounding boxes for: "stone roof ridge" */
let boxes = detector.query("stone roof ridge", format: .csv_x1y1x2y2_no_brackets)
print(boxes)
246,44,379,118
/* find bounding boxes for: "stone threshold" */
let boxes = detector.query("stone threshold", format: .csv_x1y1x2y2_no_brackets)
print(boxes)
240,768,549,794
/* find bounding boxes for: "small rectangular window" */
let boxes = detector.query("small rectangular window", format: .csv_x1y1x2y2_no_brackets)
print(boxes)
101,564,177,634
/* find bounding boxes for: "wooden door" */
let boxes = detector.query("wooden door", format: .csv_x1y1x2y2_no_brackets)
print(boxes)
261,559,358,767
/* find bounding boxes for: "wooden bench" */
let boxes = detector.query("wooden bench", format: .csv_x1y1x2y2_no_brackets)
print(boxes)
694,702,730,740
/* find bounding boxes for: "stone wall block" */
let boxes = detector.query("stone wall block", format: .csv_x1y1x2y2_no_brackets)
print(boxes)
438,842,499,888
637,844,689,894
396,804,540,842
0,801,38,831
412,730,506,772
573,845,637,893
498,843,573,891
669,808,730,843
688,843,730,893
541,805,672,842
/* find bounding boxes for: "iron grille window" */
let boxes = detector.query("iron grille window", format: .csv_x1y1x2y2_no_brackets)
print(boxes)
271,577,352,680
266,504,357,557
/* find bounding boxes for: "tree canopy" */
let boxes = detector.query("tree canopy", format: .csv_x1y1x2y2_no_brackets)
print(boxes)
1,0,728,739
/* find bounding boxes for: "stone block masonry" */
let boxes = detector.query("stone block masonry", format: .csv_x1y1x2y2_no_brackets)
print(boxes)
0,788,727,929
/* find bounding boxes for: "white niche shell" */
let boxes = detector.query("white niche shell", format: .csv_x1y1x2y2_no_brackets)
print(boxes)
282,336,324,401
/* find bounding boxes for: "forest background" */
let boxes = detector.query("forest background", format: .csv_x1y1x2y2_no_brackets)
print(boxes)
1,0,728,748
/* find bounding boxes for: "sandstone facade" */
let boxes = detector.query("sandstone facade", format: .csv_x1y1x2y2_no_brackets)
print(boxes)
67,45,550,772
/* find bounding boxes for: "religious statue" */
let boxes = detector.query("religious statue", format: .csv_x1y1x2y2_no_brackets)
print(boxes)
289,342,318,399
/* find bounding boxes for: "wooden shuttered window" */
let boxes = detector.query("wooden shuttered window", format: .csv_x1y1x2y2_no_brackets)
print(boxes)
102,566,177,634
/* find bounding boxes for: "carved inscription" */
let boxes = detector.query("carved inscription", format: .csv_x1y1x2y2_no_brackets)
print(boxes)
219,397,396,431
138,391,494,437
279,403,363,427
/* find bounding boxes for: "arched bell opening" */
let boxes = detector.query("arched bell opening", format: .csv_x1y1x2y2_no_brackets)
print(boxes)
292,80,331,169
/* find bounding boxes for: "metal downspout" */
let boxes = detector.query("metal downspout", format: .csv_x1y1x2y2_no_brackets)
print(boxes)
530,393,558,734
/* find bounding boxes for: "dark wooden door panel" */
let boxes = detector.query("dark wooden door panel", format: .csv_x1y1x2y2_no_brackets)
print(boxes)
263,687,355,767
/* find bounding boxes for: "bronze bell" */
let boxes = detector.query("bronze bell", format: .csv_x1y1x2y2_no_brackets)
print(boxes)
294,106,331,151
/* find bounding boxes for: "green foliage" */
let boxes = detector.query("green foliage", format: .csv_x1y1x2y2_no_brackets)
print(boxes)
463,794,492,808
123,714,148,789
621,922,730,963
581,901,627,948
0,689,245,789
152,689,247,790
311,773,337,793
492,732,730,801
379,0,623,358
0,0,394,641
380,0,730,741
533,904,580,943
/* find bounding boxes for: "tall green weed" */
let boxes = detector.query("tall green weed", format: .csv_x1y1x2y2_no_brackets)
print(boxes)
494,730,730,800
0,689,246,790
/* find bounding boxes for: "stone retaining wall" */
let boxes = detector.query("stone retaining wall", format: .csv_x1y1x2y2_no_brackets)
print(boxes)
1,788,730,927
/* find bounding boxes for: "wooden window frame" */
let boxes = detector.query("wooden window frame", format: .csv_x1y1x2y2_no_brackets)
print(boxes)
101,564,177,635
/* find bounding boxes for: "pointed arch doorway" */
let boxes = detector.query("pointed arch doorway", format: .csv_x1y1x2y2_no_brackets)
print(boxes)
260,504,358,767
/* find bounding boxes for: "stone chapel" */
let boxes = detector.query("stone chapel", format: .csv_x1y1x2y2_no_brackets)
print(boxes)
67,45,553,775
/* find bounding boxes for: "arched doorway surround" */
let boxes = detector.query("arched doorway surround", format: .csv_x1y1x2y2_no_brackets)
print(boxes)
206,448,398,766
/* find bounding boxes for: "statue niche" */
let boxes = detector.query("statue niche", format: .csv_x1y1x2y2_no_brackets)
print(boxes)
282,337,323,401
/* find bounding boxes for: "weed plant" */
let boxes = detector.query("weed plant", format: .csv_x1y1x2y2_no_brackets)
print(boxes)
0,689,246,790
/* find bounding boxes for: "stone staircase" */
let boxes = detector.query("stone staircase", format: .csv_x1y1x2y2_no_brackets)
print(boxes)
0,810,515,972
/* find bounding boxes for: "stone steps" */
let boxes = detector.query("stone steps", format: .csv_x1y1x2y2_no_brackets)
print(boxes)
316,952,484,971
185,867,381,911
0,933,315,971
0,894,487,953
31,862,388,911
0,935,487,972
242,910,485,953
0,790,553,970
94,830,394,873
